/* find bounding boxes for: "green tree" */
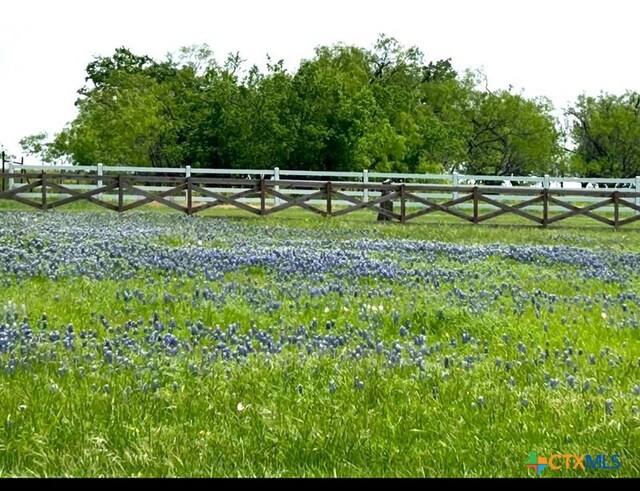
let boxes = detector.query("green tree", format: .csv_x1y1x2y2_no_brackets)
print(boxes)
361,35,468,173
284,35,468,173
461,75,561,178
61,71,176,166
19,132,70,164
52,46,235,168
52,47,181,167
567,91,640,179
219,58,296,169
160,49,244,169
285,43,376,172
39,37,570,176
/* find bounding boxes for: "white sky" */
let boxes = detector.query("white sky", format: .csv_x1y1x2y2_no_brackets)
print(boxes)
1,0,639,157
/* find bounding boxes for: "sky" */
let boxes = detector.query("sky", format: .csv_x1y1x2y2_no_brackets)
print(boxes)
1,0,639,157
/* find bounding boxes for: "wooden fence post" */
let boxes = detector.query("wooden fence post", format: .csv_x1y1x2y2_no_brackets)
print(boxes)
472,186,479,224
260,178,266,216
542,189,549,228
41,172,48,211
187,175,193,215
326,181,332,217
613,191,619,229
542,176,550,229
400,184,406,223
118,175,124,212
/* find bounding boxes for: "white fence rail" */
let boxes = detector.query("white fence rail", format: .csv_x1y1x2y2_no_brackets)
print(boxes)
5,162,640,213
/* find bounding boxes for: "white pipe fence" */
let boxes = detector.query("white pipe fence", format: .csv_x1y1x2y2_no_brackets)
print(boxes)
6,162,640,214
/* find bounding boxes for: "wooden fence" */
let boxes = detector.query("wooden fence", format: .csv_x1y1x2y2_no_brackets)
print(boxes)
2,172,640,228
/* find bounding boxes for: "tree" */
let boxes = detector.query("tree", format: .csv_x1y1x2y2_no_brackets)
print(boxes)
460,74,561,178
218,58,296,169
0,143,16,162
19,132,70,164
36,36,571,176
362,35,468,173
58,70,177,166
79,47,156,96
53,48,190,167
155,50,243,169
567,91,640,179
284,35,469,173
285,43,377,172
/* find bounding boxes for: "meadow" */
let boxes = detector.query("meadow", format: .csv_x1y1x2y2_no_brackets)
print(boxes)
0,208,639,477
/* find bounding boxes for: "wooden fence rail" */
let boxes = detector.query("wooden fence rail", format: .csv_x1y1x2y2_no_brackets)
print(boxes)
1,172,640,228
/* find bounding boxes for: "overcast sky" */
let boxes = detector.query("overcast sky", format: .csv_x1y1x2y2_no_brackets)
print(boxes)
1,0,639,156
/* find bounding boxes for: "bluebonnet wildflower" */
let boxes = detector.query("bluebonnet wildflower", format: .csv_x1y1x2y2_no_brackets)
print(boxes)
605,399,614,415
328,380,337,394
0,210,637,412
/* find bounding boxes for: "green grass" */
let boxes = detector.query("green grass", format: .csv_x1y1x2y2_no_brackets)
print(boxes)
2,195,640,250
0,209,639,477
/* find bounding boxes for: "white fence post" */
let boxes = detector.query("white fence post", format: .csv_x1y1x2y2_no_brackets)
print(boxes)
8,161,14,190
452,171,459,201
97,163,103,198
363,169,369,203
543,174,550,190
636,176,640,215
274,167,280,206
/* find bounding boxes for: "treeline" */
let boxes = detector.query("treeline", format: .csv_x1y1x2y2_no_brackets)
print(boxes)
16,35,640,178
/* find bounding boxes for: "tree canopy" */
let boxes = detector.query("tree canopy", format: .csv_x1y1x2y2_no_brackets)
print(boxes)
566,91,640,179
17,35,640,178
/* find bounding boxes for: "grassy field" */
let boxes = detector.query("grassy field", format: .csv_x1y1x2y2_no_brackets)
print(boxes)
0,208,639,477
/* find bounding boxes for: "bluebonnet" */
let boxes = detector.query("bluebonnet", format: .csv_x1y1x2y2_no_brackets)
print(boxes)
0,210,637,405
605,399,614,415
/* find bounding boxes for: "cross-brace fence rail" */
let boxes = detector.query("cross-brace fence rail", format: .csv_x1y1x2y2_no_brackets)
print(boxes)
1,172,640,228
